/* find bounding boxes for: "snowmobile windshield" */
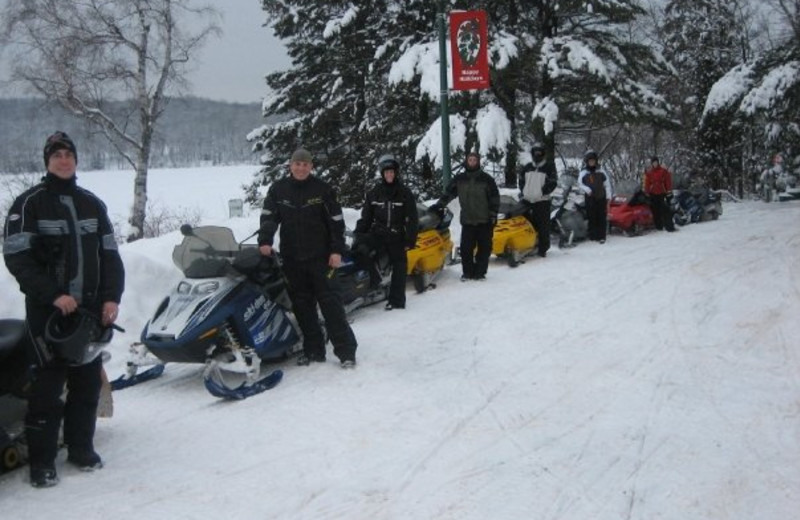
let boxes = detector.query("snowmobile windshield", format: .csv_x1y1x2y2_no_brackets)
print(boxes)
498,195,527,218
172,226,240,278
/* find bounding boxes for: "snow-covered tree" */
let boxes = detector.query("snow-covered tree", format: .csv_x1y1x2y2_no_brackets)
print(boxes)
387,0,672,186
703,0,800,187
659,0,749,189
249,0,671,200
247,1,431,206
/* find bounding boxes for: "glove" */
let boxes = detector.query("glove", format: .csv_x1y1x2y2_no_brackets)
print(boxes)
429,204,445,220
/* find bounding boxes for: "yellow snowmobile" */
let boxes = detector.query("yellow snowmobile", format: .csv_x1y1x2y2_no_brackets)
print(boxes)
491,195,538,267
406,203,454,292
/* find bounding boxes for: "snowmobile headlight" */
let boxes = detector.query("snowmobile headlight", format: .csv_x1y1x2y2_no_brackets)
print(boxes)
177,281,192,294
193,281,220,295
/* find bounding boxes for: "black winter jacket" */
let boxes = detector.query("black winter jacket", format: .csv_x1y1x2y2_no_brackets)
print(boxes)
3,173,125,308
437,168,500,225
258,175,347,261
354,181,419,248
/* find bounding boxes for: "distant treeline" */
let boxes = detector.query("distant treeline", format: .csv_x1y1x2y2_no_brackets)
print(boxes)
0,97,268,173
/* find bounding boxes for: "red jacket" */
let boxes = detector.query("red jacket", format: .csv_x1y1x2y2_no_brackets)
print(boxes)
643,165,673,195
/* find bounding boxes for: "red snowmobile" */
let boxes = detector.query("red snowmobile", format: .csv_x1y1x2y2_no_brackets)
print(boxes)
607,185,654,236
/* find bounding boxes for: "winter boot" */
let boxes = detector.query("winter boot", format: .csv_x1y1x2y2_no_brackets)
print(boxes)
67,449,104,471
30,466,59,488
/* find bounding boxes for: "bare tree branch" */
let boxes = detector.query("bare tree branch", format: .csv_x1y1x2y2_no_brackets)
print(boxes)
1,0,220,241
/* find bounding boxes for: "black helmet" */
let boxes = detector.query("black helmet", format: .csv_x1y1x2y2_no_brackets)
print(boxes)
377,154,400,174
584,149,598,161
45,309,111,365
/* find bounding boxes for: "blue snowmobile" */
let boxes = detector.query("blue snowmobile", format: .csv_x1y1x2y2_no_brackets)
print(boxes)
113,224,394,399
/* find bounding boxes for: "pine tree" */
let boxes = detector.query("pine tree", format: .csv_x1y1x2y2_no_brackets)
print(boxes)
247,0,438,207
249,0,671,199
384,0,672,186
702,0,800,189
661,0,747,189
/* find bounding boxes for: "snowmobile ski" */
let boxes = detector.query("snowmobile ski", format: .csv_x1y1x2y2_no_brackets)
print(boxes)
203,369,283,400
110,364,166,391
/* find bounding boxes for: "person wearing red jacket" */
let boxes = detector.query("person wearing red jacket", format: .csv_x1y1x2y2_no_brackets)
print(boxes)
643,156,676,232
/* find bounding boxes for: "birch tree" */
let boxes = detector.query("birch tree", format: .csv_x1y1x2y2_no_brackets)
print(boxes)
1,0,219,241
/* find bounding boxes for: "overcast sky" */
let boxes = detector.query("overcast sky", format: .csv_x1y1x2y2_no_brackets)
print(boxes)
189,2,290,103
0,1,291,104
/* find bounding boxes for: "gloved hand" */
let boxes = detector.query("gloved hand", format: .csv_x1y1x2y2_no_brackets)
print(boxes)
429,204,445,220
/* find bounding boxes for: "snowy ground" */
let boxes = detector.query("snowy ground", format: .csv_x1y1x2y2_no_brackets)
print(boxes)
1,166,799,520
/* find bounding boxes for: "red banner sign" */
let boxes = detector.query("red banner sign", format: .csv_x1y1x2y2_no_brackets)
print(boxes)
449,10,490,91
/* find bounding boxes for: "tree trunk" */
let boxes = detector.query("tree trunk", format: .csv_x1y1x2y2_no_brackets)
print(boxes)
128,163,148,242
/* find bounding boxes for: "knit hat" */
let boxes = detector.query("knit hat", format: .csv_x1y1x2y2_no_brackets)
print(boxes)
290,148,313,163
43,131,78,167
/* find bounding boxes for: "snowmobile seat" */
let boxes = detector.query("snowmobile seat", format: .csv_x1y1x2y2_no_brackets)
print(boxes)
0,320,25,361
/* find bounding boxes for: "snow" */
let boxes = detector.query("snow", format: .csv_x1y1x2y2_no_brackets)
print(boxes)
388,40,451,101
415,114,467,169
702,63,756,117
740,61,800,115
2,165,800,520
323,6,360,40
475,103,512,156
533,96,560,135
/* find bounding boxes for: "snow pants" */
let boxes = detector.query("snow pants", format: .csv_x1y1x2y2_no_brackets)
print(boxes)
282,256,357,362
23,303,103,470
585,197,608,241
24,357,102,470
460,223,493,279
524,200,551,255
648,194,675,231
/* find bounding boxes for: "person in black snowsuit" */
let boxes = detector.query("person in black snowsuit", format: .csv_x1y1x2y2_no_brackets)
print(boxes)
3,131,125,488
431,152,500,281
519,142,557,257
258,148,358,368
577,150,613,243
354,154,419,310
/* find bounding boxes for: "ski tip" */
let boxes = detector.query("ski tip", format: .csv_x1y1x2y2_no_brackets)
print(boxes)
204,369,284,400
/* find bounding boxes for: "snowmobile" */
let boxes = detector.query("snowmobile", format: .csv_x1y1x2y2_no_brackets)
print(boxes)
406,203,454,292
672,189,702,225
550,171,588,248
492,195,538,267
112,225,303,400
672,185,722,224
0,319,28,472
114,224,398,399
692,186,723,220
607,182,654,236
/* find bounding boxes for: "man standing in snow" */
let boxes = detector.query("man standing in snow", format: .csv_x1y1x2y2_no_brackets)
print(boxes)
3,131,125,488
258,148,358,369
519,142,557,257
643,156,676,232
430,151,500,281
354,154,418,311
578,150,613,243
